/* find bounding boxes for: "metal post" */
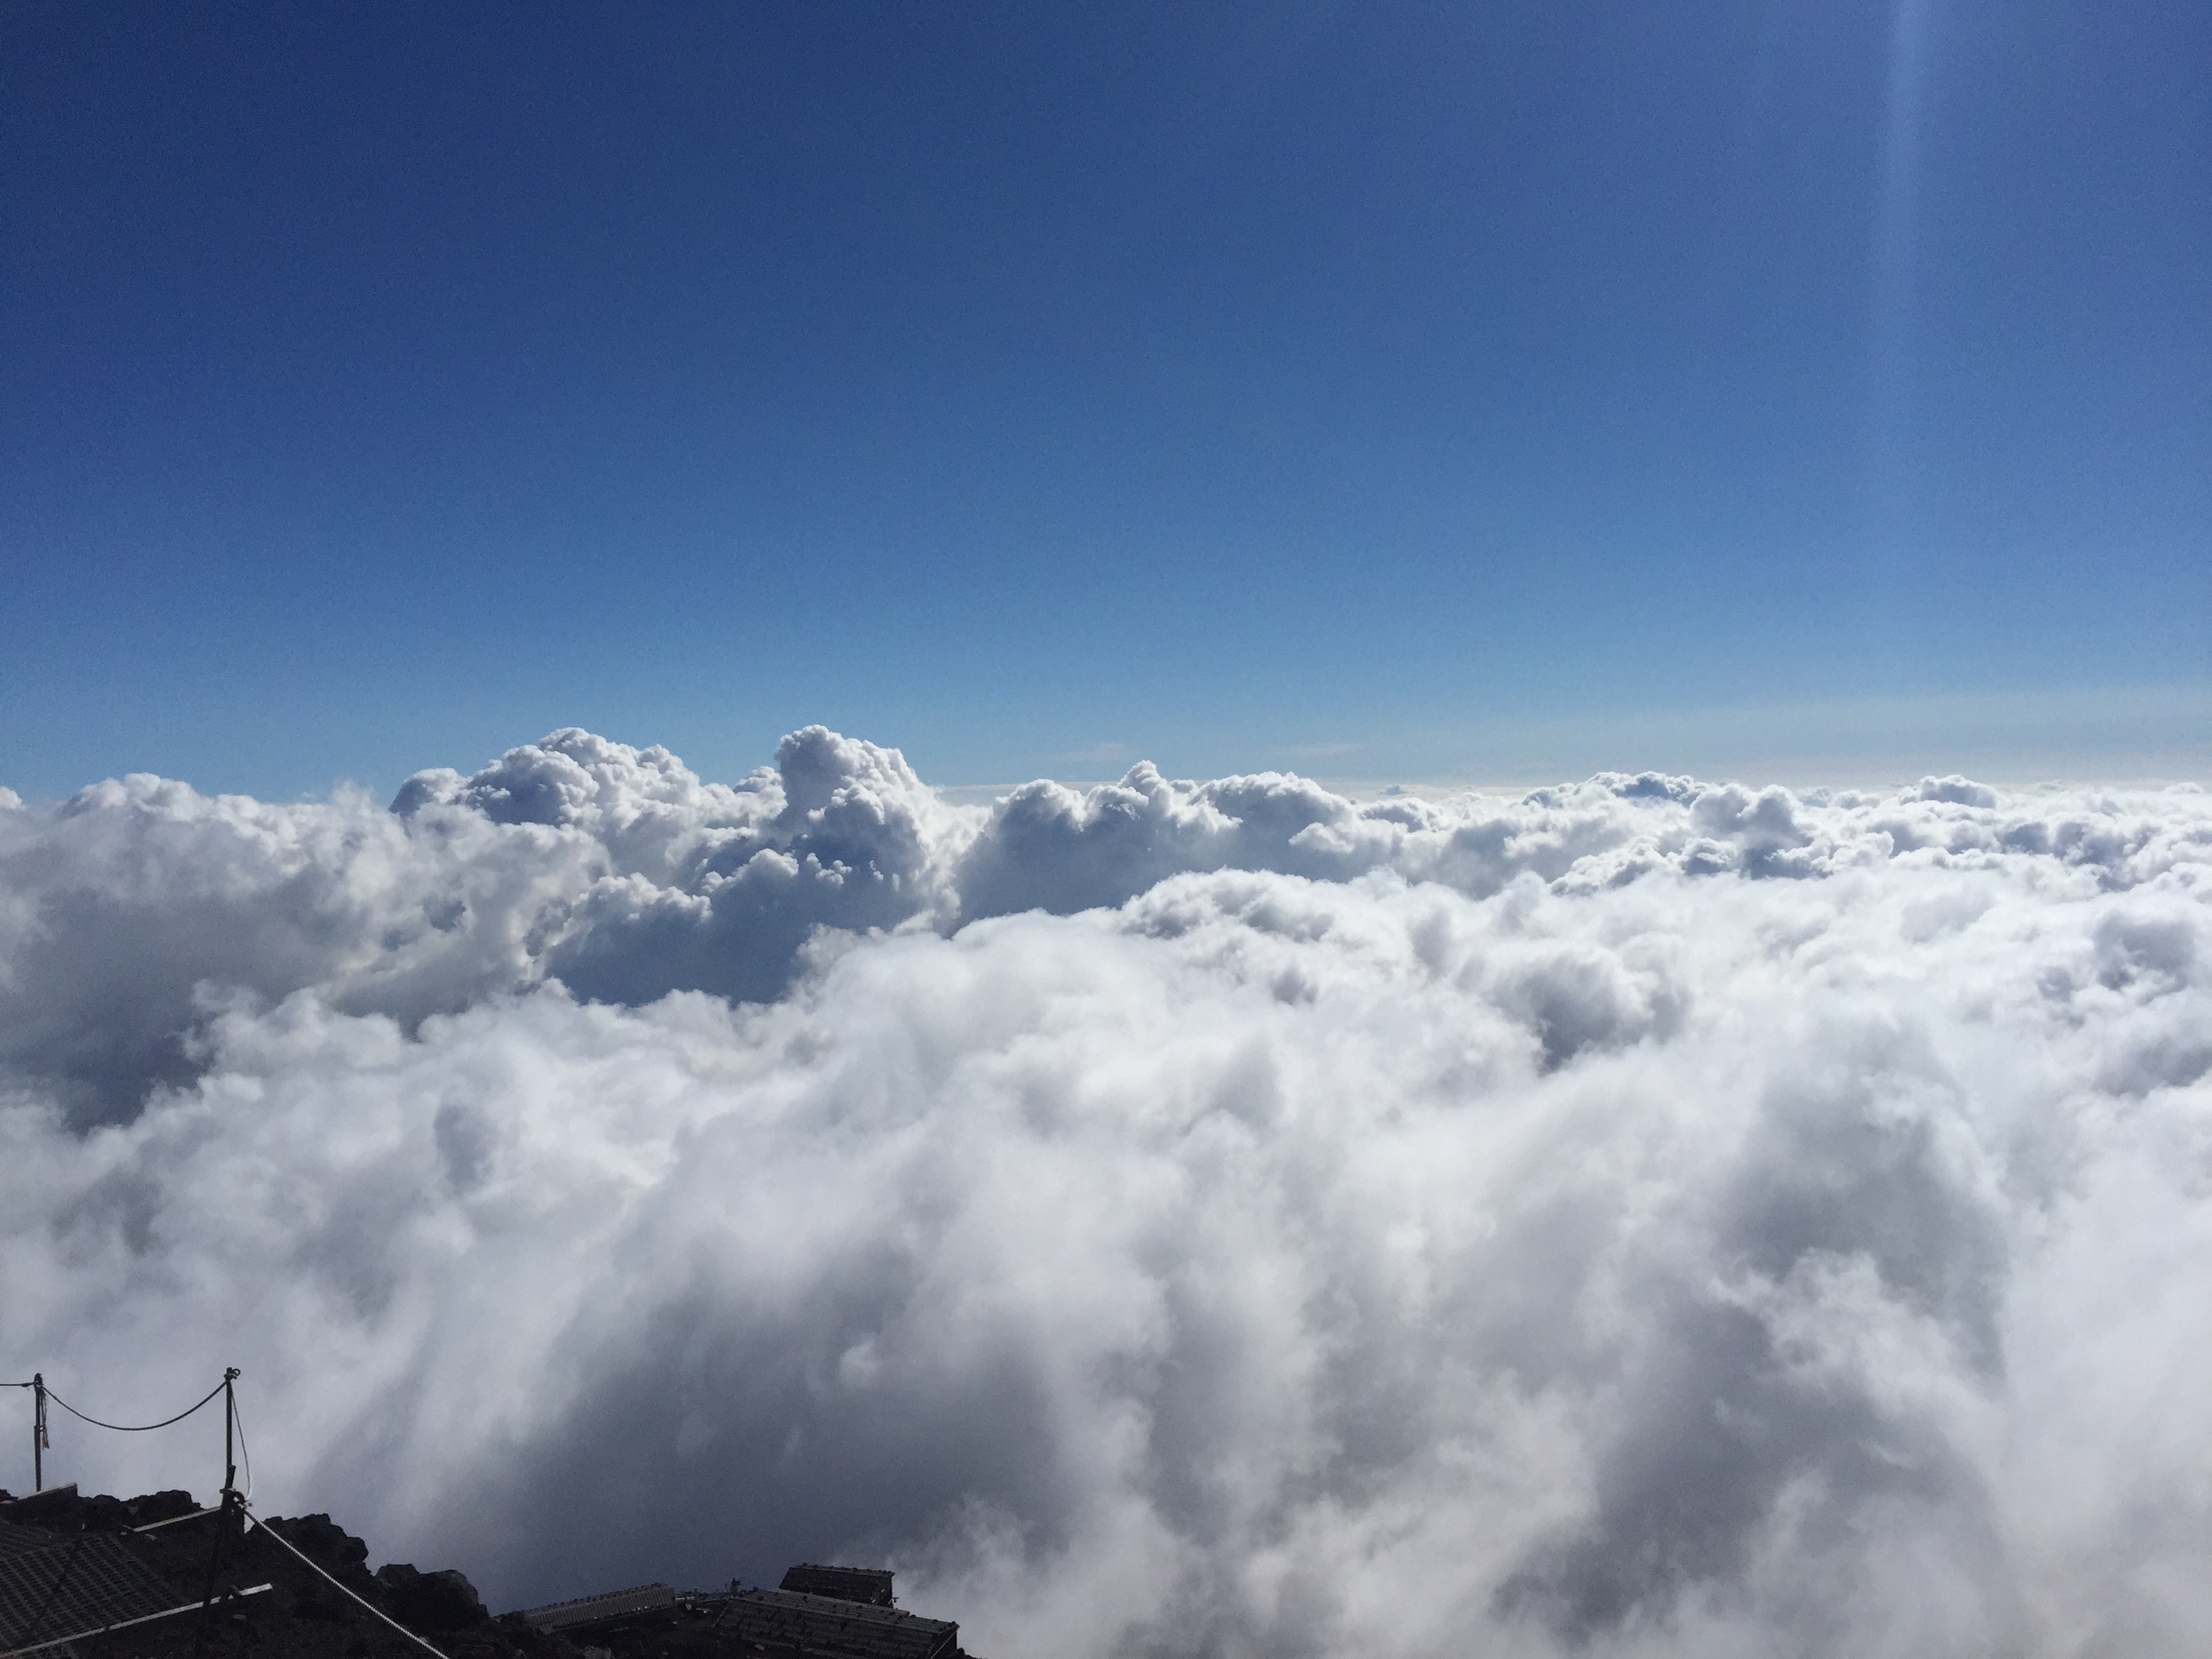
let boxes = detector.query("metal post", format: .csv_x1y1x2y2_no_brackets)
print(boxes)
31,1374,46,1492
194,1368,245,1659
221,1368,239,1500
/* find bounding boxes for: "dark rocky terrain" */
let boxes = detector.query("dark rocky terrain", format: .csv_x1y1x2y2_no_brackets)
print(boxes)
0,1486,973,1658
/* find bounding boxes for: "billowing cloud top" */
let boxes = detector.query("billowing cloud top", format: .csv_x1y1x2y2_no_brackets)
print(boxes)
2,730,2209,1656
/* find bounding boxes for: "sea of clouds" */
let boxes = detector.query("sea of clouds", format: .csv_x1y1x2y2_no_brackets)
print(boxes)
1,726,2208,1656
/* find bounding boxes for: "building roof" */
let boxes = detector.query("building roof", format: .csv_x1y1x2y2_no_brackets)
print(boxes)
720,1586,959,1659
0,1529,193,1652
519,1580,680,1632
0,1523,62,1562
779,1564,897,1607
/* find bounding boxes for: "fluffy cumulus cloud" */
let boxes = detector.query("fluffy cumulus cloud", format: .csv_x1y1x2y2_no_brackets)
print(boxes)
3,729,2211,1656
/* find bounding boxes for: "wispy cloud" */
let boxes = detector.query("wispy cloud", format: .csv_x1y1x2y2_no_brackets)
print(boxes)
1055,739,1129,765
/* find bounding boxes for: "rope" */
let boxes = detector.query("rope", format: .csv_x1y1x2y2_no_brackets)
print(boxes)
241,1502,451,1659
12,1371,444,1659
230,1389,253,1502
41,1378,226,1433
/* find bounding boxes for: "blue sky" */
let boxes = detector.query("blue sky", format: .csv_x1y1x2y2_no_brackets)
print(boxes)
5,1,2205,798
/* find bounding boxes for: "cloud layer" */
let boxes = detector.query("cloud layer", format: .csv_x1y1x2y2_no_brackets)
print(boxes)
2,730,2209,1656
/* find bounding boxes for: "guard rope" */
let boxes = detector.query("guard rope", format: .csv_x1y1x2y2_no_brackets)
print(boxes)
240,1501,451,1659
9,1371,446,1658
231,1387,253,1502
41,1378,226,1433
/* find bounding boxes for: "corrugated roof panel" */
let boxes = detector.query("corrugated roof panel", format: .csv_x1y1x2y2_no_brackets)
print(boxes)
0,1526,58,1564
0,1534,184,1650
720,1586,959,1659
780,1564,897,1607
519,1580,679,1631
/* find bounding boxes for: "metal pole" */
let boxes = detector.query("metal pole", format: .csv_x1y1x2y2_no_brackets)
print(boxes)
30,1375,45,1493
195,1369,243,1659
221,1368,239,1500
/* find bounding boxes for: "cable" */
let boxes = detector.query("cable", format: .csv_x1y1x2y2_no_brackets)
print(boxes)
240,1502,451,1659
18,1370,443,1658
42,1378,226,1433
230,1389,252,1503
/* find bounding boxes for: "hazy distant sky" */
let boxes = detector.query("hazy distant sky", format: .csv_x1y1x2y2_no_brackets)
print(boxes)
5,1,2205,798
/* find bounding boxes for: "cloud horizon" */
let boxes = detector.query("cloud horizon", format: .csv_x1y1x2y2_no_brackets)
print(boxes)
2,727,2207,1656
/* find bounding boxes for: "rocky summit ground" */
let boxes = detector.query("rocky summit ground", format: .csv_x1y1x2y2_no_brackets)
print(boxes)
0,1485,579,1657
0,1486,974,1658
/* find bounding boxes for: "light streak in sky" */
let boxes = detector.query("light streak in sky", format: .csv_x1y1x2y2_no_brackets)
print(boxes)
1869,0,1933,565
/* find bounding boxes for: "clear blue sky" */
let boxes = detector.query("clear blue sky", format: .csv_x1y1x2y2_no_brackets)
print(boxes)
5,1,2205,798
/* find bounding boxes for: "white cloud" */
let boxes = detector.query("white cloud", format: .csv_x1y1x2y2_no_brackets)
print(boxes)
2,732,2209,1655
